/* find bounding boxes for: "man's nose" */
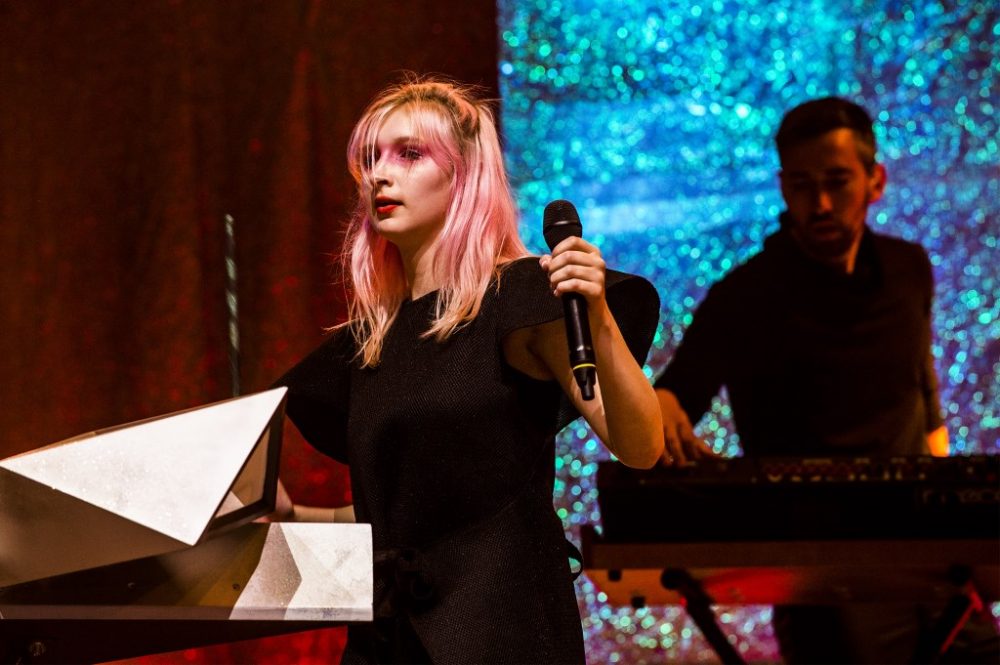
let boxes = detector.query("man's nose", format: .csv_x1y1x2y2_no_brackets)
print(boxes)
814,188,834,214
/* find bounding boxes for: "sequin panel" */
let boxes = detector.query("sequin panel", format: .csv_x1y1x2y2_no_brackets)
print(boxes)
499,0,999,661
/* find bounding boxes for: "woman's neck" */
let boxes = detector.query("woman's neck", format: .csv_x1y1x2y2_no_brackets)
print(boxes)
402,242,440,300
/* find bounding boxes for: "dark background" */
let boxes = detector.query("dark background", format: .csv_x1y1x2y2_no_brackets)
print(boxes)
0,1,498,661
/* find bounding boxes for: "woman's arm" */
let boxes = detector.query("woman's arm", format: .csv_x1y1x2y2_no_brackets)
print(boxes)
293,504,356,523
505,238,663,468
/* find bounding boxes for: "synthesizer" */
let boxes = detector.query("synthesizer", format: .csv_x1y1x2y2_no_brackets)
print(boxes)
596,455,1000,543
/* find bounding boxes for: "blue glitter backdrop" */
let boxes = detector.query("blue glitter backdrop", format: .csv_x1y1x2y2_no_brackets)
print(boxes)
498,0,999,661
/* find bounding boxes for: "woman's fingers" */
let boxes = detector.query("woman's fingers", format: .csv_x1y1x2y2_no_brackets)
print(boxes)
543,238,607,301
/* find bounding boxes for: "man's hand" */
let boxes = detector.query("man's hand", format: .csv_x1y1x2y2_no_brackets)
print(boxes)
656,388,719,465
927,425,949,457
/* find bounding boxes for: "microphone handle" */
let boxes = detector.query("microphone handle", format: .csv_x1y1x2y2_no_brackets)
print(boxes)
562,293,596,400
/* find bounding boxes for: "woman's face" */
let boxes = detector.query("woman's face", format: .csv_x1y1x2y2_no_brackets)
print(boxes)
368,108,453,254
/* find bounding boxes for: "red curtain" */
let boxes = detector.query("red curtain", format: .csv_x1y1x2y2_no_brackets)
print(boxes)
0,1,498,662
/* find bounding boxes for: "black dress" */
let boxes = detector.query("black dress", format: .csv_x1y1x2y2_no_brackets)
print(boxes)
277,257,659,664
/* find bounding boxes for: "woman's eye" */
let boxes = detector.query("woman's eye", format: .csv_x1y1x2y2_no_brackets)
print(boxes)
401,147,423,161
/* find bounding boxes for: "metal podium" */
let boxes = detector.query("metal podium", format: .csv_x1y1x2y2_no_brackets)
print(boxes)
0,388,373,664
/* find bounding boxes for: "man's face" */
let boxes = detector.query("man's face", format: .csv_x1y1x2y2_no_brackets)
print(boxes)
779,128,886,272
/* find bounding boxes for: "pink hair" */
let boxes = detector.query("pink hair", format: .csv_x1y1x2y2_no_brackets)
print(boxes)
343,77,527,366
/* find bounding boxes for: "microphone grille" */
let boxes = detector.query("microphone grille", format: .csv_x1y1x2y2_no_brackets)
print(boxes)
542,199,582,250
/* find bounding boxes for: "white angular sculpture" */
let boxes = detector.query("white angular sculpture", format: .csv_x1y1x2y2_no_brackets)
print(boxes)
0,389,285,587
0,388,372,663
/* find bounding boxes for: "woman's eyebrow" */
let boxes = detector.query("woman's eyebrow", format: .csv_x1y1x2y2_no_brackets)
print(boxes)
389,135,422,145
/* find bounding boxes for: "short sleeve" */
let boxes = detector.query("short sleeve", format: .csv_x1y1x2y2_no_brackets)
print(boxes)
497,257,661,431
271,327,355,464
495,257,566,339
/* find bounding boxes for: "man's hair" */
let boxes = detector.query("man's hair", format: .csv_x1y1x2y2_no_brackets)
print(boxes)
775,97,878,172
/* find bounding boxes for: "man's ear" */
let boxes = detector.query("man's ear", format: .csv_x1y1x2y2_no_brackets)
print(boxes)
868,163,887,204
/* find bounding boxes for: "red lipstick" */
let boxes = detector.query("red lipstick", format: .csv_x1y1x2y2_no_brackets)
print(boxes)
375,197,400,215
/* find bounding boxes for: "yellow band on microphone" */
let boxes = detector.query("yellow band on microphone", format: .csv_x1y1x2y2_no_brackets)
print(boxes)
572,363,597,371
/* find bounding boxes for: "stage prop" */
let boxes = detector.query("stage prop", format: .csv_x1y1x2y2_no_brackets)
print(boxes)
587,457,1000,664
0,389,372,664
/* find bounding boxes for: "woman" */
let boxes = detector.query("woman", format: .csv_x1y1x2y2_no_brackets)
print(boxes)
277,77,662,664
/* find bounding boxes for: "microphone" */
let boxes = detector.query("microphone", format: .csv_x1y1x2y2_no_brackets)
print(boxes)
543,199,596,401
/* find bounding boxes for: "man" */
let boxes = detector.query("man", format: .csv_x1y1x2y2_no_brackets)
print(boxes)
654,97,995,663
657,97,946,464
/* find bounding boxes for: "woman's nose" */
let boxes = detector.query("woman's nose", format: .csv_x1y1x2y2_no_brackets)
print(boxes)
371,160,390,185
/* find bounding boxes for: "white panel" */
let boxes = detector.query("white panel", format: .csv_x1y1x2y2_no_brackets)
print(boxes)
0,469,187,587
231,523,373,621
282,522,373,621
0,522,374,623
0,388,287,545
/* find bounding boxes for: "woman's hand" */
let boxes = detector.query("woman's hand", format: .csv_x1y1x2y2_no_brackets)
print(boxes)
539,236,608,308
255,478,356,523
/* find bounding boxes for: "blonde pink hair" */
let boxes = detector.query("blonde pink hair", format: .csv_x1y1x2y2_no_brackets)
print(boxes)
343,77,527,366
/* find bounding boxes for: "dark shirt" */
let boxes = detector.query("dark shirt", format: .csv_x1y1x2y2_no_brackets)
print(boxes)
655,221,943,457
